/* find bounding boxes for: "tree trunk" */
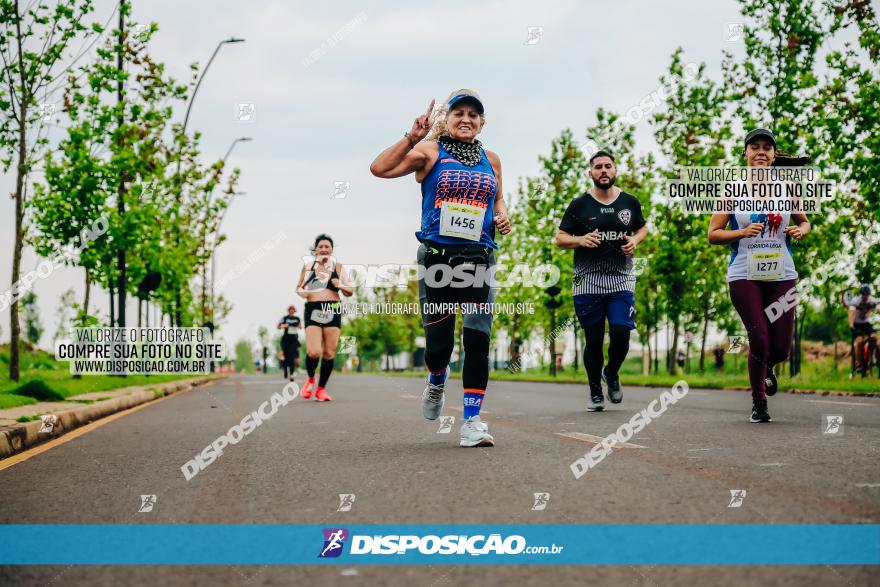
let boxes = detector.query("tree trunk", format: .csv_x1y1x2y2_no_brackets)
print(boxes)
109,278,115,327
200,255,208,324
9,131,26,382
82,270,91,325
8,1,28,382
115,8,127,329
9,163,25,382
699,302,709,373
668,320,680,375
548,310,557,377
508,313,520,371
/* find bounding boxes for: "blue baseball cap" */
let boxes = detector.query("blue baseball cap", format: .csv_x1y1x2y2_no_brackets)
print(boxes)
447,91,484,114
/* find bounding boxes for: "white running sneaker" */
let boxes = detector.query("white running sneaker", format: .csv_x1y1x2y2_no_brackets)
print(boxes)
421,369,447,421
460,415,495,447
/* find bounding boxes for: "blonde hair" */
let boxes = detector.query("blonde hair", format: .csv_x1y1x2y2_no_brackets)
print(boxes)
426,88,485,141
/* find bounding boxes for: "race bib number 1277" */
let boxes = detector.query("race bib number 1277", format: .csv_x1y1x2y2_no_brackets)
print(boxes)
748,251,784,281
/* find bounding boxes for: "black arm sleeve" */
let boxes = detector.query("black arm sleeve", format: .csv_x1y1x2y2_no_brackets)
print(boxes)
631,196,646,231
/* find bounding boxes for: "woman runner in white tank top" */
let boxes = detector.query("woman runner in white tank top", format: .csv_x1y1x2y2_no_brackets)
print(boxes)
708,129,810,424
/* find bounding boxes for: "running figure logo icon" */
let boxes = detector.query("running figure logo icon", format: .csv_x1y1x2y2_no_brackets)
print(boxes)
132,23,150,43
318,528,349,558
332,181,351,199
437,415,455,434
236,103,256,123
337,494,356,512
38,414,57,433
338,336,357,354
727,23,744,41
524,26,543,45
138,495,156,513
728,489,746,508
633,257,648,277
37,103,55,122
531,492,550,511
530,181,547,200
727,335,746,354
822,415,844,435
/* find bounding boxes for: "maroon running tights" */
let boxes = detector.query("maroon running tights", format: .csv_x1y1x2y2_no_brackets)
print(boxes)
729,279,796,401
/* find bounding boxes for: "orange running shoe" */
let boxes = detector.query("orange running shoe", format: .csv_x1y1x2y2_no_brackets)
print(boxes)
315,386,332,402
301,378,316,399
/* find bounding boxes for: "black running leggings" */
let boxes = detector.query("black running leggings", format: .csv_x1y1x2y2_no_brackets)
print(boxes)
582,319,631,394
281,338,298,376
418,244,494,392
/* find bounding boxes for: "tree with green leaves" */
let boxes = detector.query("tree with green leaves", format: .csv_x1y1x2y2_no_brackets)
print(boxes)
652,52,735,373
234,338,255,373
0,0,95,380
497,128,587,370
31,8,237,334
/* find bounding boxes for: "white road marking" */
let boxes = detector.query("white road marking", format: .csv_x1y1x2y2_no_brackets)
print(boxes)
399,394,418,399
687,448,712,452
555,432,645,449
759,462,785,467
855,483,880,488
807,400,875,407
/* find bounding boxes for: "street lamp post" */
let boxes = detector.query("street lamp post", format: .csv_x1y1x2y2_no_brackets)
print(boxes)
182,37,245,135
199,137,251,323
174,36,245,326
209,190,247,322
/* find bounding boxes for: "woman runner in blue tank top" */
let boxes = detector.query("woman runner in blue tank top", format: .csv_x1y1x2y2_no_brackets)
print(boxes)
370,89,511,448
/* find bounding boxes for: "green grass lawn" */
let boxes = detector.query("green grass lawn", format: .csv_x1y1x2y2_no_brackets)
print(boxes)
0,344,207,410
361,352,880,394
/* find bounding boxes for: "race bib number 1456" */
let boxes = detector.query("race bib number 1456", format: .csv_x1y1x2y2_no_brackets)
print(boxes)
439,201,485,242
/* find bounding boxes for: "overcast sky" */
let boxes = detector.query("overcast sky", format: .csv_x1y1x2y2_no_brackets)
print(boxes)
2,0,764,349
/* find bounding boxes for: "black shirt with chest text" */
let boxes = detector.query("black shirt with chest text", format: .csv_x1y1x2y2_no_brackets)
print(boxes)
279,315,302,343
558,190,646,294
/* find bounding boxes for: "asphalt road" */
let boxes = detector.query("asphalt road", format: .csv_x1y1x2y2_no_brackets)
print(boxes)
1,373,878,586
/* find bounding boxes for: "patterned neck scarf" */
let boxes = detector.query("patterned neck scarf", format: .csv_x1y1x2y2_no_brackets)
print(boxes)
439,135,483,167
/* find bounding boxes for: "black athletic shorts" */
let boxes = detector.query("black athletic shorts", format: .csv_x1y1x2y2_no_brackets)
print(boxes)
851,322,876,337
416,242,495,335
304,301,342,329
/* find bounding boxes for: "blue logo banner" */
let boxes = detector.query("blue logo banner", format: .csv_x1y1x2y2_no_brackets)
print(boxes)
1,524,877,565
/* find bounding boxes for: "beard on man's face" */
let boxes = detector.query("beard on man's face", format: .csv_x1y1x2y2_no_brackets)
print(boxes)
592,174,616,190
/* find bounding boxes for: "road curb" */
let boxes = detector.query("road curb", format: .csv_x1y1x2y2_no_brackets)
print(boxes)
0,376,218,460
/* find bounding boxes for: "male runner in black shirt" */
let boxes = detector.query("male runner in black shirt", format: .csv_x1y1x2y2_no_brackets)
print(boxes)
278,305,302,381
555,150,648,411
